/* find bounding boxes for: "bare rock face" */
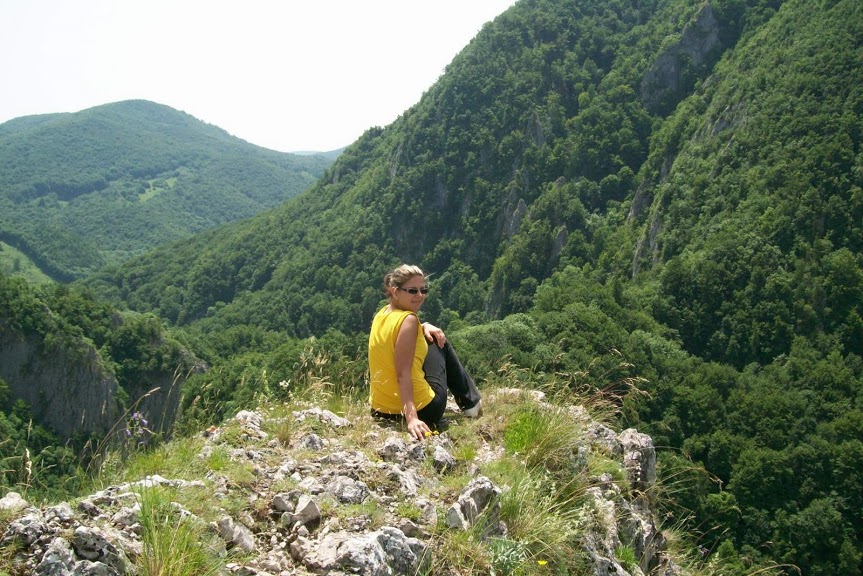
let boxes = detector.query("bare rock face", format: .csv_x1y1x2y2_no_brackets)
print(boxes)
214,515,256,553
1,509,47,547
0,332,123,439
640,3,724,115
0,322,201,443
294,496,323,528
0,491,28,513
619,428,657,493
295,527,427,576
326,475,371,504
431,445,457,473
35,537,77,575
71,525,132,573
445,475,505,537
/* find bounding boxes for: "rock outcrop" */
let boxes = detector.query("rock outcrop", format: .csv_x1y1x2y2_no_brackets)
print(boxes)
0,317,201,442
640,3,724,116
1,393,680,575
0,330,123,440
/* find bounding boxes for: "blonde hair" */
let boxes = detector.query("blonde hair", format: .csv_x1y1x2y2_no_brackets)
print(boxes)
383,264,424,297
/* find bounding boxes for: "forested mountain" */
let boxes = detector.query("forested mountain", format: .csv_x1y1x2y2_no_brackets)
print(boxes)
43,0,863,572
0,100,335,281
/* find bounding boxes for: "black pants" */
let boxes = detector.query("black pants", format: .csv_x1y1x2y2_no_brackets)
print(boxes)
373,341,481,428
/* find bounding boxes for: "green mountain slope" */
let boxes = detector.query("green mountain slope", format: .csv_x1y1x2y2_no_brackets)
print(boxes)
0,100,336,281
85,0,826,337
634,0,863,367
78,0,863,572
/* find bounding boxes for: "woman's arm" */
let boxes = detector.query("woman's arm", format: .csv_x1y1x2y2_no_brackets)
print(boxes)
395,314,431,440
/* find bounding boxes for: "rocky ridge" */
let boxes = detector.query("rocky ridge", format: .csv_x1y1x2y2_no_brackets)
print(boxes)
0,389,682,575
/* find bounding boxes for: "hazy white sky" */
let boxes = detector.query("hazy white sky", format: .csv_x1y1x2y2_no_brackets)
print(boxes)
0,0,516,152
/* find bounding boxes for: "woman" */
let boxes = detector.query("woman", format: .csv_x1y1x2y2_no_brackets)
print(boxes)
368,264,482,440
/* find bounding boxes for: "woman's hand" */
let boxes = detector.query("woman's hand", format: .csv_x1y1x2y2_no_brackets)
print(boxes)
406,415,431,440
422,322,446,347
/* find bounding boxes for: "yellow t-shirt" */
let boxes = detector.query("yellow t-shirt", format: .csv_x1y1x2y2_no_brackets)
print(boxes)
368,306,435,414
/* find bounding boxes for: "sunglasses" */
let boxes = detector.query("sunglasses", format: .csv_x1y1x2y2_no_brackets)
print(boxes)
398,287,429,295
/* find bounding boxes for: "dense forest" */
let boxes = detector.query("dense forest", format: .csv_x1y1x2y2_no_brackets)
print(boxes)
2,0,861,573
0,100,337,281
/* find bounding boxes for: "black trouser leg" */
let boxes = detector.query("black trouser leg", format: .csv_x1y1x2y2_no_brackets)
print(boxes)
422,341,481,412
416,375,447,428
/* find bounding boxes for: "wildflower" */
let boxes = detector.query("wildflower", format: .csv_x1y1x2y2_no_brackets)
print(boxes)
538,560,548,566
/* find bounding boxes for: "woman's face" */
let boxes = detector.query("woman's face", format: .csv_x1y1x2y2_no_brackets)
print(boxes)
391,274,428,313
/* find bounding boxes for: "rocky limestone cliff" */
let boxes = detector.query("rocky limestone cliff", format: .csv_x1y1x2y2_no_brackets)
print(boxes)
0,389,684,576
0,318,199,443
0,327,123,439
640,3,724,116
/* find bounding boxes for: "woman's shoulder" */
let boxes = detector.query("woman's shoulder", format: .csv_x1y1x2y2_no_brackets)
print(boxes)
375,306,416,320
400,311,419,326
372,307,416,329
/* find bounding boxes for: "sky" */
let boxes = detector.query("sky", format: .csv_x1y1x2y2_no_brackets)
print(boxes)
0,0,517,153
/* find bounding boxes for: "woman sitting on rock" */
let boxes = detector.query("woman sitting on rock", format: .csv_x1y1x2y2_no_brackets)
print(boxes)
368,264,482,440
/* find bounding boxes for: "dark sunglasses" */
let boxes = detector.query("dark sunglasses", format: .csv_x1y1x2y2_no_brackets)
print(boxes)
399,287,429,295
